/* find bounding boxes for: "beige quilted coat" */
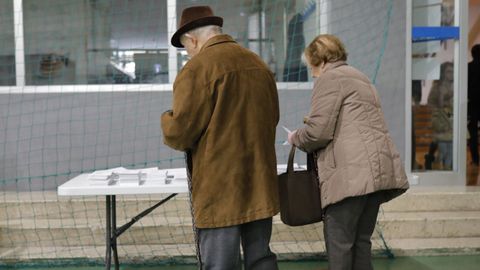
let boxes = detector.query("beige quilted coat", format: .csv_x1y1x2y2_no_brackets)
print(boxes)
291,61,409,209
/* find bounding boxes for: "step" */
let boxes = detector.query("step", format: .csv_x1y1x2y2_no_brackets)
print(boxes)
2,211,480,247
386,237,480,256
0,244,198,262
381,186,480,212
2,238,480,262
2,187,480,220
0,216,195,247
2,187,480,261
0,191,192,220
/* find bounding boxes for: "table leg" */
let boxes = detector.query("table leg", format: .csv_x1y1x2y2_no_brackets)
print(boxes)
104,193,178,269
112,195,120,270
105,195,112,270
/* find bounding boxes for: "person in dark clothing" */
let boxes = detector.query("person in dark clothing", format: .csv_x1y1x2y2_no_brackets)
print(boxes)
424,141,438,170
283,13,308,82
468,44,480,165
412,80,422,170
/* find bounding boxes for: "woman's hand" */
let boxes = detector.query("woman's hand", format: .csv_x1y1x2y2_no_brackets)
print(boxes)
287,130,297,145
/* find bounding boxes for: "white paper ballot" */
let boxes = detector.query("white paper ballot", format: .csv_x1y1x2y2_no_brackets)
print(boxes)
282,126,292,134
282,125,292,145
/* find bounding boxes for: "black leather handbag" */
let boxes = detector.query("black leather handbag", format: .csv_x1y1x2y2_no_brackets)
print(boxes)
278,145,323,226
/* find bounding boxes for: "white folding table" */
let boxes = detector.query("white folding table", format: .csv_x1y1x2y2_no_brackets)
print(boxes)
57,165,294,270
57,168,189,270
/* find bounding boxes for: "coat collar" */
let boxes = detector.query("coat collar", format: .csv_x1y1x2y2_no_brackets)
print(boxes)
313,61,347,85
324,61,347,72
200,34,236,53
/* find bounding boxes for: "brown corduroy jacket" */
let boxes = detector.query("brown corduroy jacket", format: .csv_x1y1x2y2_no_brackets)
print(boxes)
292,61,409,209
161,35,280,228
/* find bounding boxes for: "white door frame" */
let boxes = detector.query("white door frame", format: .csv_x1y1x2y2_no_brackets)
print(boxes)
405,0,468,185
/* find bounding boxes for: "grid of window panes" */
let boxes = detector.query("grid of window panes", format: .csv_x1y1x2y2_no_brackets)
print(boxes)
177,0,317,82
0,0,320,86
22,0,169,85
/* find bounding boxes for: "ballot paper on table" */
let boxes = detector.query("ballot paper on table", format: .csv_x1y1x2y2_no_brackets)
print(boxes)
88,167,175,186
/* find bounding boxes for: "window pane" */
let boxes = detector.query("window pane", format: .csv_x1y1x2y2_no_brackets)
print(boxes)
23,0,168,85
176,0,317,82
0,0,16,86
411,0,455,172
413,0,454,27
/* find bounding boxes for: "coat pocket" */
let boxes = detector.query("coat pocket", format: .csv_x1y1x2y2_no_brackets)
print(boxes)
325,142,336,169
318,143,336,178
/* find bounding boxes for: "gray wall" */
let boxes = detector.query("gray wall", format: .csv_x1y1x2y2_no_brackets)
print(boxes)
0,90,312,191
327,0,406,158
374,0,406,160
0,92,173,190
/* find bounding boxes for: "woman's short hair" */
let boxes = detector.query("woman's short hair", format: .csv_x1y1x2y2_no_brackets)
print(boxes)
304,34,347,67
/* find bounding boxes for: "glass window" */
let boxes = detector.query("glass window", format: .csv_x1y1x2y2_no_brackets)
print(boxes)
0,0,16,85
23,0,168,85
411,0,455,171
412,0,454,27
176,0,319,82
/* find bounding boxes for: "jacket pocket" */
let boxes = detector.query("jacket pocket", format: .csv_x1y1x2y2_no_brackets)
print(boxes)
317,147,335,185
317,149,331,179
325,142,336,169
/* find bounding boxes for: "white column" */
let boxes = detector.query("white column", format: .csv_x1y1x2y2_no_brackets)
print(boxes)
319,0,328,34
13,0,25,86
167,0,177,83
405,0,414,178
456,0,468,182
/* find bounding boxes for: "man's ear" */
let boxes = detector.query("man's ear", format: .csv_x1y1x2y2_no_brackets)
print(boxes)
192,36,199,49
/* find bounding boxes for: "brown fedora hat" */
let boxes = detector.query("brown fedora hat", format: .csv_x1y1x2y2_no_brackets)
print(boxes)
171,6,223,48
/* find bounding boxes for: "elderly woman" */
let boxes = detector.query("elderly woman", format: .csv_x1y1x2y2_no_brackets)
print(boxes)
288,34,409,270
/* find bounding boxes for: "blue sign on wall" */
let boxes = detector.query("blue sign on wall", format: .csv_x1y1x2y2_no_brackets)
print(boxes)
412,26,460,43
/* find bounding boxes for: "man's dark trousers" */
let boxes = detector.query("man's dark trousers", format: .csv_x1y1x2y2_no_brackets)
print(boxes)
197,217,278,270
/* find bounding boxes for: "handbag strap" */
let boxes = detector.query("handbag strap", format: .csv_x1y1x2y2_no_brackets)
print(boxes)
307,152,316,171
287,145,296,173
287,145,317,174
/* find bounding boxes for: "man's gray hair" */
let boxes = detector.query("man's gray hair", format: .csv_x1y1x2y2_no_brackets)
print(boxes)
187,25,222,39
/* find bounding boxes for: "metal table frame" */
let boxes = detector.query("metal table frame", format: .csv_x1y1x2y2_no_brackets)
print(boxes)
104,193,178,270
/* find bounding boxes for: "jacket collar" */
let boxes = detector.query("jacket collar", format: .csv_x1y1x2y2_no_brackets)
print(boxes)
200,34,236,53
324,61,347,72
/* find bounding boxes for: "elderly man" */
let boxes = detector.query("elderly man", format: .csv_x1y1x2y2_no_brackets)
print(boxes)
161,6,280,270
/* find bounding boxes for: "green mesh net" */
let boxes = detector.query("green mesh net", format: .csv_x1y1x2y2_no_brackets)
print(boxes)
0,0,405,267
